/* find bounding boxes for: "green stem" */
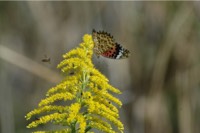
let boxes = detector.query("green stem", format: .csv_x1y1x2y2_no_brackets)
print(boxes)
71,122,76,133
81,70,89,95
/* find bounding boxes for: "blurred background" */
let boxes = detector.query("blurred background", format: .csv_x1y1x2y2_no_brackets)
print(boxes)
0,1,200,133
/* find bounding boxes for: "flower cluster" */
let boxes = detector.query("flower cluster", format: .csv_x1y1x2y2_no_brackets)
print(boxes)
25,34,124,133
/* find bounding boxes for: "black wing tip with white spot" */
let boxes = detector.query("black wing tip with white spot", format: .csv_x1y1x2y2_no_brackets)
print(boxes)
115,43,130,59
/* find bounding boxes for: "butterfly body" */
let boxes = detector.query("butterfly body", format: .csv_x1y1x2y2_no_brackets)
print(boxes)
92,29,130,59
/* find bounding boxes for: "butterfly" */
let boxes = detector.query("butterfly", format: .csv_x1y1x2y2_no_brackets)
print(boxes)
92,29,130,59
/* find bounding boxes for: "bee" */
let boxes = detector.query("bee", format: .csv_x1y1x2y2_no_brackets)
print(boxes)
69,71,75,76
41,55,51,64
34,116,40,121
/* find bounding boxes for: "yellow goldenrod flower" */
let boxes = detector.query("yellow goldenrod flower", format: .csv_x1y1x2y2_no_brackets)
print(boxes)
25,34,124,133
34,128,71,133
39,92,75,107
67,103,81,124
27,113,68,128
77,114,86,133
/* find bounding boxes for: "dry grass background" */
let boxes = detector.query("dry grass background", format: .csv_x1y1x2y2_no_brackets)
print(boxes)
0,1,200,133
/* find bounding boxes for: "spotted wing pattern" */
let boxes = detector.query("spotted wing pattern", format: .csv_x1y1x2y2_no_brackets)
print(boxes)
92,29,130,59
